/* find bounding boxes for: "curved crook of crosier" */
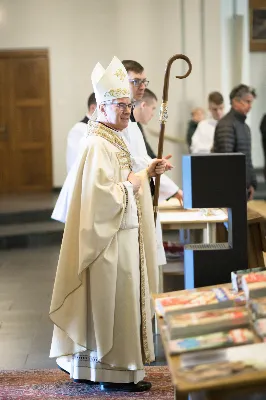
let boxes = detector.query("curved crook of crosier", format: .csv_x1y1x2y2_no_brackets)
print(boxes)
153,54,192,224
162,54,192,102
175,55,192,79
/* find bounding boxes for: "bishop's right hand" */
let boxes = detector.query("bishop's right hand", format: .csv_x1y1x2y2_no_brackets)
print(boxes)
127,172,141,194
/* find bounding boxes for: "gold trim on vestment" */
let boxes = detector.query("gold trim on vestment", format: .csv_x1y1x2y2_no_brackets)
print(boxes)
118,183,128,214
134,192,150,364
116,152,132,170
88,121,132,171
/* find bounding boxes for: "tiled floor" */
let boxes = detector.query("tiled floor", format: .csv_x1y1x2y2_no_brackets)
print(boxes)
0,246,59,370
0,245,166,370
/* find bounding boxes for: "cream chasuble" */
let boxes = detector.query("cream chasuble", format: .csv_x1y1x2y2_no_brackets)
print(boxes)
49,121,158,383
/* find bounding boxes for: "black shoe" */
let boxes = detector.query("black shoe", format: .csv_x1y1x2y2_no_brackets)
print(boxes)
73,378,97,384
58,365,69,375
58,366,96,384
100,380,152,392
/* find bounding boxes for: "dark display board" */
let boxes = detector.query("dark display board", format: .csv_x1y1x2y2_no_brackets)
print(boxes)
182,154,247,288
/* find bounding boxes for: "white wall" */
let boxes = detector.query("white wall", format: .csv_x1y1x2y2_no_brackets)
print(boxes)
0,0,190,187
0,0,264,187
250,53,266,168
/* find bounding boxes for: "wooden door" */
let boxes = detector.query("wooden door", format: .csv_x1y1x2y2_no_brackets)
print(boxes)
0,59,11,193
0,50,52,193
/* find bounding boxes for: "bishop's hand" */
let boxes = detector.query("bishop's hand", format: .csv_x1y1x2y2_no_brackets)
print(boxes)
163,154,174,171
127,172,141,193
148,158,170,177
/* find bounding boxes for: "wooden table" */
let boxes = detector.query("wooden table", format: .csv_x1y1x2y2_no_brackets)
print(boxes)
154,285,266,400
159,201,228,244
247,207,266,268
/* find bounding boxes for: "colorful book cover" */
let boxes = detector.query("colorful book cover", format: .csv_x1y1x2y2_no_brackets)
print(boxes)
166,308,249,339
254,318,266,341
242,273,266,300
155,288,244,317
231,268,266,292
250,297,266,318
168,328,255,354
176,359,258,382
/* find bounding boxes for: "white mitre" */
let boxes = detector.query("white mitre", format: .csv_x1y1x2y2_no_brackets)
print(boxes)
91,56,130,105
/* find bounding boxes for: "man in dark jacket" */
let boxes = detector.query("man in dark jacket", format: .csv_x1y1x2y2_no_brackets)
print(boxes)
213,84,257,200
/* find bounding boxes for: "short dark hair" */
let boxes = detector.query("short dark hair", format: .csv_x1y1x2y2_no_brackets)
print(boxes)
142,88,157,103
122,60,144,74
208,91,224,105
229,84,257,104
87,92,96,109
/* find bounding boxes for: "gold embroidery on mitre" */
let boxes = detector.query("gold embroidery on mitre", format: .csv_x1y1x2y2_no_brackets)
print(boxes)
104,88,130,98
114,68,126,81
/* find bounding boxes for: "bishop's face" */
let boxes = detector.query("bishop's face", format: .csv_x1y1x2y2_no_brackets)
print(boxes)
100,97,132,131
127,70,149,101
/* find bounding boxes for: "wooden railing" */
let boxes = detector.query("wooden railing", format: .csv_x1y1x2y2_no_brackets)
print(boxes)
147,127,186,144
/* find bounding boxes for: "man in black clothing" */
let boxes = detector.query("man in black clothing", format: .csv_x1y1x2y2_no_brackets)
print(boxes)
260,114,266,180
213,84,257,200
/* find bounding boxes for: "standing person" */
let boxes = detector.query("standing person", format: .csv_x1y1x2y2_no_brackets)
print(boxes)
260,114,266,180
121,60,183,205
134,87,184,203
134,88,157,159
191,92,225,154
186,107,205,150
66,93,96,172
213,84,257,200
49,56,169,392
121,60,183,267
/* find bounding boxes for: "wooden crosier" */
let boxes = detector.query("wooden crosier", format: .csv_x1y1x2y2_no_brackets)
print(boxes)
153,54,192,224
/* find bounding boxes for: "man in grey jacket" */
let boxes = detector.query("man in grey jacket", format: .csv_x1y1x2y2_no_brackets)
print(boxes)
213,84,257,200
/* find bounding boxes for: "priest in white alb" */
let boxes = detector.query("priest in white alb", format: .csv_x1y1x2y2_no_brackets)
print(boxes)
49,56,170,393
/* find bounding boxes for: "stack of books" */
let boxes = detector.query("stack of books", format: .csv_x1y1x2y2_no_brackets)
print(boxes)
155,287,245,318
241,272,266,300
155,270,266,356
249,297,266,341
231,267,266,292
155,287,253,354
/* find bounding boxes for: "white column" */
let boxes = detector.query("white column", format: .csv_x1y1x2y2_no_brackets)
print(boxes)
203,0,223,104
183,0,205,109
234,0,250,85
220,0,235,110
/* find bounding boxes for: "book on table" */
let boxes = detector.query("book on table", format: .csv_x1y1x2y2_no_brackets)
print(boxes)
155,287,245,317
250,297,266,319
231,267,266,292
168,328,255,354
165,307,250,339
242,273,266,300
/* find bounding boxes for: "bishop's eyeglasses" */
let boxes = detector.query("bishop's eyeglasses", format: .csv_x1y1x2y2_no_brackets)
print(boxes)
128,78,149,88
103,101,135,112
